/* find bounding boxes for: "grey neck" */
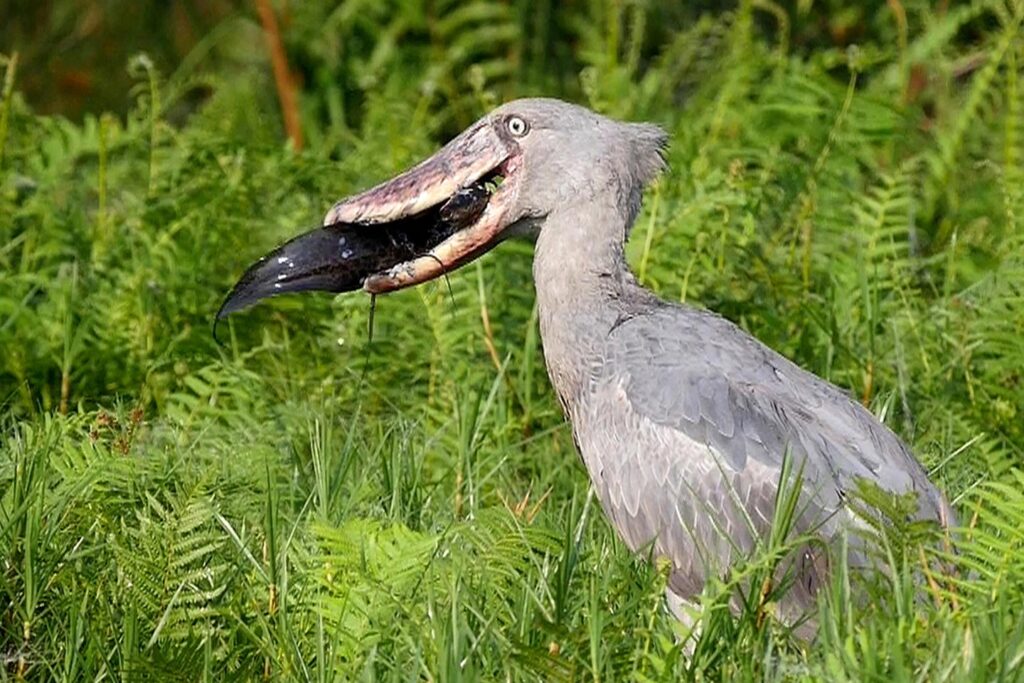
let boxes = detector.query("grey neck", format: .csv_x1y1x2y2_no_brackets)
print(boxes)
532,195,640,406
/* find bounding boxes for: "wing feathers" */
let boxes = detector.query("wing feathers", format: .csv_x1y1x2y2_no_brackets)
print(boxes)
567,303,953,623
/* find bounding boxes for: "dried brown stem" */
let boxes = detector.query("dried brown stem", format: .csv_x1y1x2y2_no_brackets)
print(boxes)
254,0,303,150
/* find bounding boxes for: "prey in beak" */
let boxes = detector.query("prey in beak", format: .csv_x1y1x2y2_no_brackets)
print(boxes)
217,116,525,320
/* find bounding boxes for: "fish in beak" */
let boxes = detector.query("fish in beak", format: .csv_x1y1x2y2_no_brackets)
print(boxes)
217,116,525,320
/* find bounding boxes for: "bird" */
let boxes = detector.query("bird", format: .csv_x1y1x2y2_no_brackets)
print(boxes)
220,98,955,638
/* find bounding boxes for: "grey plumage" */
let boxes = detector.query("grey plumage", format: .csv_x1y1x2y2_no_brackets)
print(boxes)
567,284,952,633
510,99,954,634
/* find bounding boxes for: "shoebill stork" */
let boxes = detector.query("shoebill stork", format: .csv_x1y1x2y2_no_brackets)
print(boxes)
219,98,954,636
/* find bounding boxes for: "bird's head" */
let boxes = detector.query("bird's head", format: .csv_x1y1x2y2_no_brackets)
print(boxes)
217,98,667,317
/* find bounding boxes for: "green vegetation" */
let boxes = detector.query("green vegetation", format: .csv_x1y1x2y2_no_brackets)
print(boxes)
3,0,1024,679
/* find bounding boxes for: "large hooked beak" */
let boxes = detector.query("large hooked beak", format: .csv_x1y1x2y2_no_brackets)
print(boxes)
217,118,523,319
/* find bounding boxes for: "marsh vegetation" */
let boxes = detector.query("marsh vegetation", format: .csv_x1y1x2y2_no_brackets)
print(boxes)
2,1,1024,679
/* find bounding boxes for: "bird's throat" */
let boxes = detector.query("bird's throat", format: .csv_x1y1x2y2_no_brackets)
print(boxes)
533,203,636,405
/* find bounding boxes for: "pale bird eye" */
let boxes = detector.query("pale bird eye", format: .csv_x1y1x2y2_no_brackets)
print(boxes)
506,116,529,137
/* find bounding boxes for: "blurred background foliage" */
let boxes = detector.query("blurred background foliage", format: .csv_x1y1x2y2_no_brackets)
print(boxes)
3,0,1024,680
3,1,1004,128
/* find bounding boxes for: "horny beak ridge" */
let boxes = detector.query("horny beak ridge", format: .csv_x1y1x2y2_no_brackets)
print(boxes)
324,120,508,226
